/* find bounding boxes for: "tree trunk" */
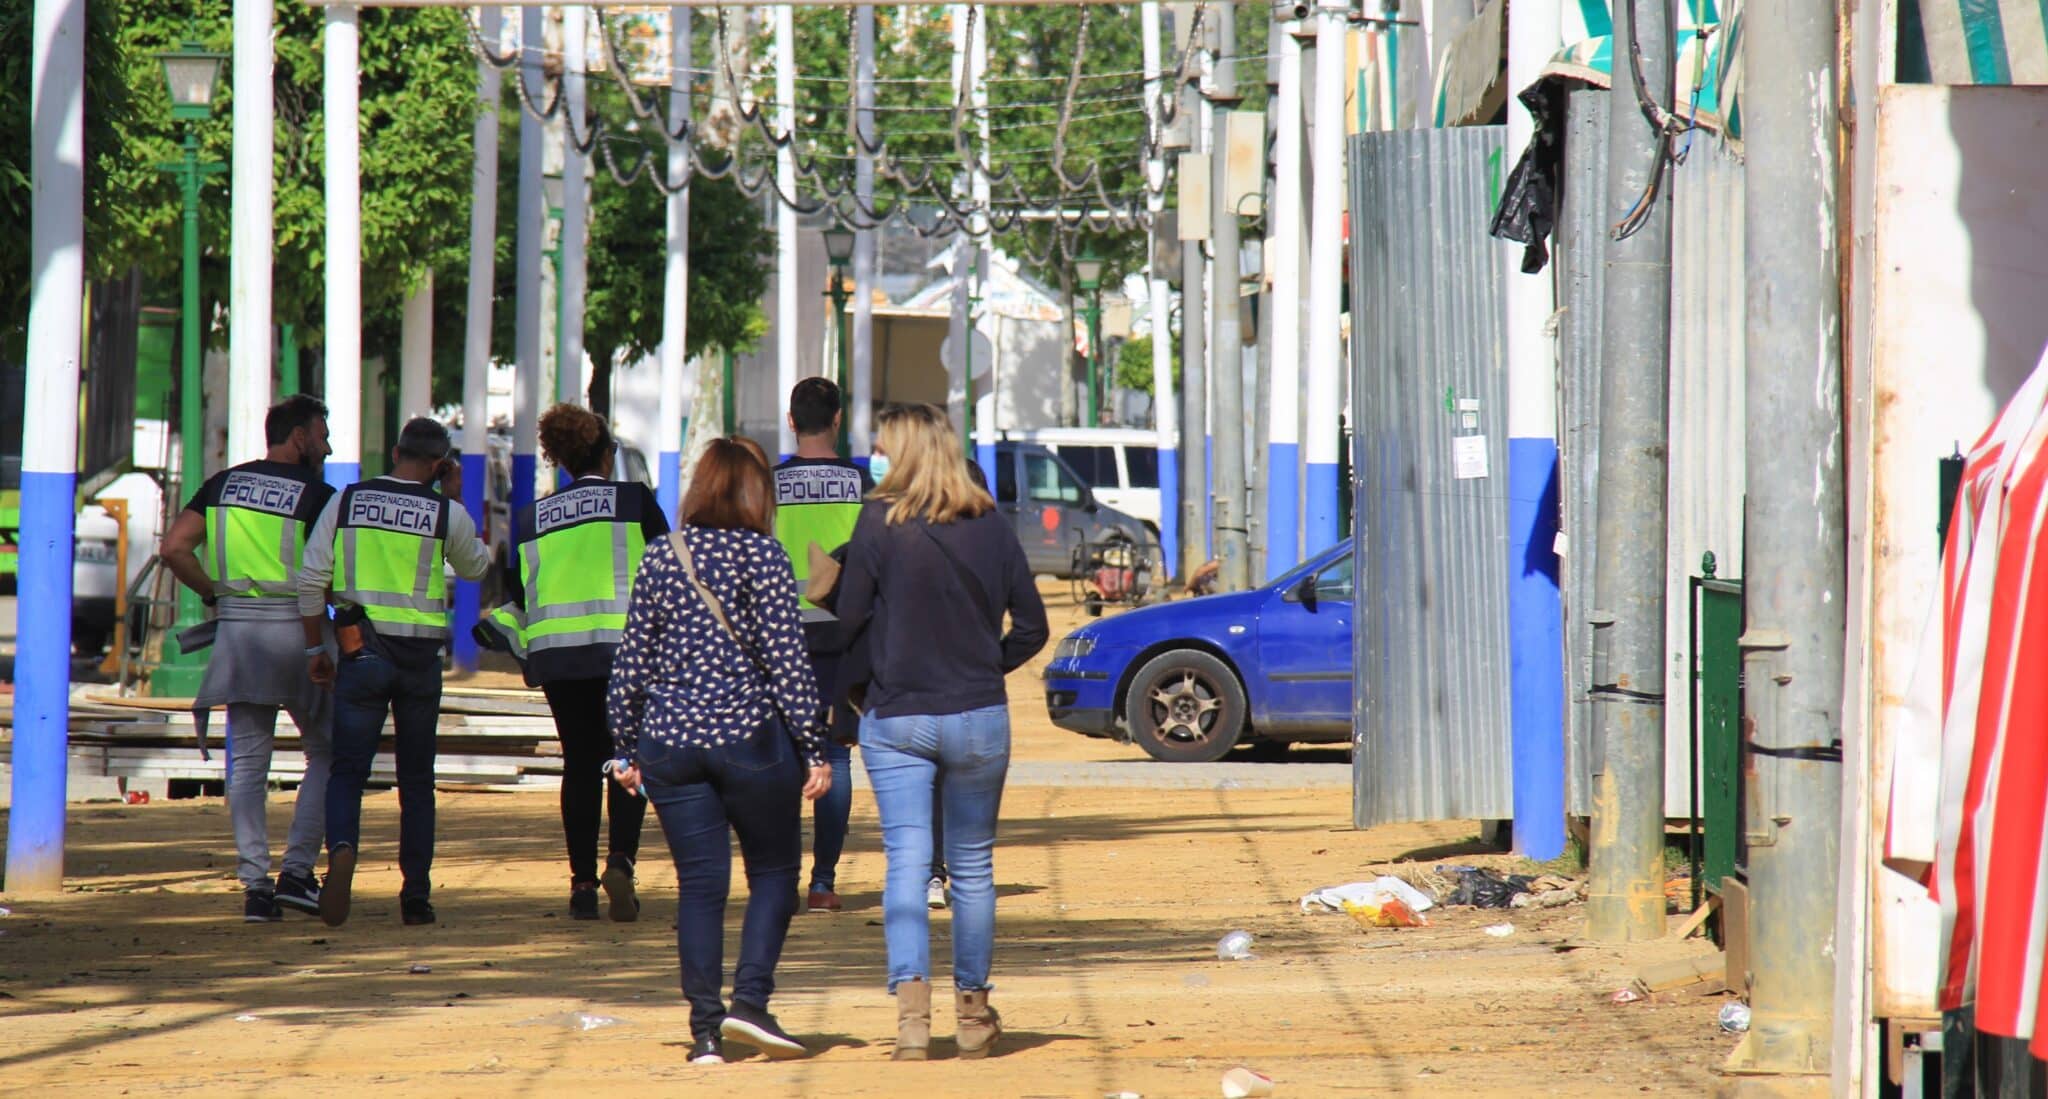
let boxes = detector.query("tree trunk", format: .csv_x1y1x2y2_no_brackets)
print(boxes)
1058,266,1079,427
588,345,614,419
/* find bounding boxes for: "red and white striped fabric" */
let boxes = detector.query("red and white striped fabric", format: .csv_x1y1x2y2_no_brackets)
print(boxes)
1898,357,2048,1049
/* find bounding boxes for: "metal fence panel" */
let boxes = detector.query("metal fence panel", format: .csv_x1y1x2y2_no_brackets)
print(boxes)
1349,125,1515,828
1554,89,1747,817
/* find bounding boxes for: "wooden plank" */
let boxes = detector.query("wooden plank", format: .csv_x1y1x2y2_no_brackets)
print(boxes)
1670,894,1721,941
1721,877,1752,998
1631,954,1726,995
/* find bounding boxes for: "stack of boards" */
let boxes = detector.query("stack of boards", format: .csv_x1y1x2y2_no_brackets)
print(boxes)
0,686,565,790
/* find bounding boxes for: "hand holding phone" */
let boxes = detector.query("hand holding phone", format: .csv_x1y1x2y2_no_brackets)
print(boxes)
435,455,463,499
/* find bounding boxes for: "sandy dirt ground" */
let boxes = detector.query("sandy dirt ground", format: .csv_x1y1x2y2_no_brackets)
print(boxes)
0,585,1734,1097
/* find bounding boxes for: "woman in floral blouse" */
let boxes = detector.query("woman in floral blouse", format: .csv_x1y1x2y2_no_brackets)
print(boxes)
606,439,832,1066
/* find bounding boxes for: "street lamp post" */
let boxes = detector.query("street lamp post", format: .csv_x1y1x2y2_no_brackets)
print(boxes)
154,39,226,696
822,227,855,457
1076,244,1105,427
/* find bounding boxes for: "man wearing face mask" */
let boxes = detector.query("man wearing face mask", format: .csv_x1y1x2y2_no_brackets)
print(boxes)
160,394,339,924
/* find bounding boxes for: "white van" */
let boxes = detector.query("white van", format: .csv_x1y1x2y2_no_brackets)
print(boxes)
1000,428,1171,535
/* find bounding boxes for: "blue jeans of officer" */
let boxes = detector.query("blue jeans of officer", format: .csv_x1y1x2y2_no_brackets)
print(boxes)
326,649,443,902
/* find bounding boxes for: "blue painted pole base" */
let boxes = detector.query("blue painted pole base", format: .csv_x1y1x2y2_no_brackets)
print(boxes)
324,460,361,493
1158,459,1179,580
1265,441,1301,580
1506,436,1565,861
657,449,682,522
7,469,77,892
1304,461,1340,555
450,451,488,675
511,453,537,542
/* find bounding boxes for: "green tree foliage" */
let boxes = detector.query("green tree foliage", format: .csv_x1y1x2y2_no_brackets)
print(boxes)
1115,332,1153,395
2,0,476,368
582,164,770,416
1,0,143,349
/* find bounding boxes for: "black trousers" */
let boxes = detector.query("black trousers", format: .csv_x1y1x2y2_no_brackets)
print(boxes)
541,677,647,884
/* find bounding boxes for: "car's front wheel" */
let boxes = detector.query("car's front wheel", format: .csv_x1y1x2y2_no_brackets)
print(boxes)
1125,649,1246,763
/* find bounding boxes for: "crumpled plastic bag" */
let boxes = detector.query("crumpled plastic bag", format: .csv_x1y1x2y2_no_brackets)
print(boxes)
1441,867,1538,908
1299,877,1436,916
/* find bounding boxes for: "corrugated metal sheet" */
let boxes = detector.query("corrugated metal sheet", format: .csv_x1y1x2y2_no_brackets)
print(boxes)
1348,125,1515,828
1554,89,1747,817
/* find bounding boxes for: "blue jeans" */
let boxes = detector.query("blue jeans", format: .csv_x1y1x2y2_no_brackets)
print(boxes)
860,705,1010,992
639,719,804,1042
326,650,442,902
810,738,852,893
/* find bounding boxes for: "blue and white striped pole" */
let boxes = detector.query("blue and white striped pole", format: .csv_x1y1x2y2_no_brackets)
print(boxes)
454,6,502,673
657,5,692,520
1142,0,1179,575
1303,1,1345,556
9,0,85,893
1265,21,1305,578
323,4,362,490
1504,0,1565,861
512,5,545,527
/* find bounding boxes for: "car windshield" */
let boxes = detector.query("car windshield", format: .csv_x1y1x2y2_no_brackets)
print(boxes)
1270,546,1348,590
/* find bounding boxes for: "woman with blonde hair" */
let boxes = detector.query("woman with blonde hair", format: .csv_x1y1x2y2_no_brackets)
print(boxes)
832,403,1048,1060
607,438,834,1065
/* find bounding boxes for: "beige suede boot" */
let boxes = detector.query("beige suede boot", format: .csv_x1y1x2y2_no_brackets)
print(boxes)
893,979,931,1061
954,988,1003,1059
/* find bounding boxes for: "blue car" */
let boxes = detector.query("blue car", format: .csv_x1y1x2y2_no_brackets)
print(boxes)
1042,542,1355,762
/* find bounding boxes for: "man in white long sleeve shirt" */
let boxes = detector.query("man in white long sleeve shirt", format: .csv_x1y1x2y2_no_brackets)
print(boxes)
297,417,493,928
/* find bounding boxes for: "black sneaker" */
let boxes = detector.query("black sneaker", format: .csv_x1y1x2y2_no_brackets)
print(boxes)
320,846,357,928
401,899,437,926
569,884,600,921
275,871,321,916
719,1000,808,1060
688,1035,725,1065
243,889,282,923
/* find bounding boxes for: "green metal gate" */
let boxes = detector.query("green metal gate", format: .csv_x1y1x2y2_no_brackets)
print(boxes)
1691,551,1743,908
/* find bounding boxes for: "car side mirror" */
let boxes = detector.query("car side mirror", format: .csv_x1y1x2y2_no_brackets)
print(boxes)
1290,574,1318,606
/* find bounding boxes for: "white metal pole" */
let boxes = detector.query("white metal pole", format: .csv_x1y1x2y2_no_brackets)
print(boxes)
1266,20,1304,578
1502,0,1565,861
10,0,86,893
943,5,970,443
971,5,992,462
659,5,693,516
454,5,500,674
229,0,274,460
774,4,798,455
851,5,877,458
1303,0,1344,552
1143,0,1177,573
559,4,589,406
400,270,434,418
324,4,363,487
514,5,545,517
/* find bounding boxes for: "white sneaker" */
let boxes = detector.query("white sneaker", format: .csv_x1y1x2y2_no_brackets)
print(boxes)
926,877,949,910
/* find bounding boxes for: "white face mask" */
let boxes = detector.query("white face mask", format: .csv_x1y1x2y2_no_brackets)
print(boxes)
869,453,891,482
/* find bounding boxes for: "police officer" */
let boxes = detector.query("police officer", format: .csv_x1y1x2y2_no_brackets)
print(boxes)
297,417,492,928
159,394,335,923
479,404,666,921
771,378,871,913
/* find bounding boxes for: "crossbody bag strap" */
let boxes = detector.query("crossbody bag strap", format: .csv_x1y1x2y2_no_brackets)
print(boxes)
667,530,792,725
668,530,754,664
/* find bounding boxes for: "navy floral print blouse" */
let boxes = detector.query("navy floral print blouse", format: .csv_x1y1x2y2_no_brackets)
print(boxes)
607,525,826,768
